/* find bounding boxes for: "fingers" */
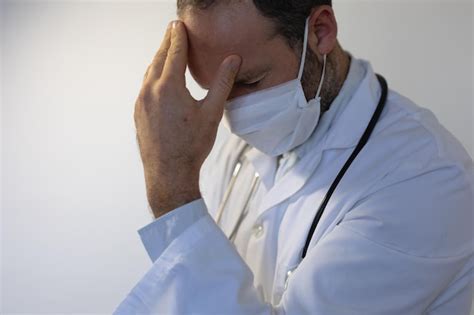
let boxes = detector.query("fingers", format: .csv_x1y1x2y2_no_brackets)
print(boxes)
144,22,173,83
203,55,241,116
161,21,189,83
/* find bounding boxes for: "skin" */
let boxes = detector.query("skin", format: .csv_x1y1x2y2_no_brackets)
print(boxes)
135,1,350,218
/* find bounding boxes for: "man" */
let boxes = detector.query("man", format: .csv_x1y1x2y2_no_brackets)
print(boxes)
115,0,473,314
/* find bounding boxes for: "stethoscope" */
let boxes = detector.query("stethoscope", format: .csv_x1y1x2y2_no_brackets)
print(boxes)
216,74,388,261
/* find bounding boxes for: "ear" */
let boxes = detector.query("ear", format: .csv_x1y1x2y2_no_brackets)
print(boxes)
307,6,338,58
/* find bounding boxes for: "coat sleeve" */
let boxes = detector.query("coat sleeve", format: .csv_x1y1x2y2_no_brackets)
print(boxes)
114,166,473,315
113,198,274,315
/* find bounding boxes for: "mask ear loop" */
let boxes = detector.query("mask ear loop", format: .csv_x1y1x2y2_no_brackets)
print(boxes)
297,18,310,81
314,54,327,102
297,18,327,103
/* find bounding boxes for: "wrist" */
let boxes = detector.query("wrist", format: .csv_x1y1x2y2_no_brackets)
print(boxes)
145,172,201,219
149,189,202,219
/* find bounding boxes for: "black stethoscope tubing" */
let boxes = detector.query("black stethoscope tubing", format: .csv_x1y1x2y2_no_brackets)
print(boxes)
301,74,389,259
216,74,389,262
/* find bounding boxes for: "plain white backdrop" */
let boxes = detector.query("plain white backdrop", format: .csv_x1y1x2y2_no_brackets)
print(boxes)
1,0,473,313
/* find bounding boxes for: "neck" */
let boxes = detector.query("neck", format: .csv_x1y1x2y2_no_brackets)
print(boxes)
320,43,351,113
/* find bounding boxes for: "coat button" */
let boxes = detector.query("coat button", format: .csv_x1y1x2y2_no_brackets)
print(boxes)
252,223,264,238
284,267,297,290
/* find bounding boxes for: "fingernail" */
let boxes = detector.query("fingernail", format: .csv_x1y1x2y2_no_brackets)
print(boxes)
172,20,180,29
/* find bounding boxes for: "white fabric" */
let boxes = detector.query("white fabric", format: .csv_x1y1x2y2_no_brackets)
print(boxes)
114,57,474,315
223,55,365,261
222,18,326,157
274,151,298,183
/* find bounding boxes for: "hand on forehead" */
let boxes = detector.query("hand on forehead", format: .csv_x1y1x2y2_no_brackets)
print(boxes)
181,1,300,96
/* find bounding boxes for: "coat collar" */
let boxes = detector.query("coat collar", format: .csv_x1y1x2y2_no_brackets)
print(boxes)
323,59,384,150
241,57,385,217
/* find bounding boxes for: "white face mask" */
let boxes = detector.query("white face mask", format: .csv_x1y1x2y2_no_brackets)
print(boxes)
223,18,327,157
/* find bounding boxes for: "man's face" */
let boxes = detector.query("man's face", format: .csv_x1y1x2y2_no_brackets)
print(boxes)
181,1,301,100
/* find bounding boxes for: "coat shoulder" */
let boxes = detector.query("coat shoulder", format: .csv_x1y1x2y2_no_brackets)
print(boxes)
342,90,473,258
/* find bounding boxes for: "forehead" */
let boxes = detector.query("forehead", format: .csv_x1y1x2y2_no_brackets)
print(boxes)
181,1,276,88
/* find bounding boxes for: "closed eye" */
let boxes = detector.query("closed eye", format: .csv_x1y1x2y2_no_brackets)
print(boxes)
233,70,268,92
235,74,266,89
229,78,264,99
237,80,261,89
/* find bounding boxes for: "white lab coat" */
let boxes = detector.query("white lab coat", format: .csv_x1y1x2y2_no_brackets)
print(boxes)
115,57,473,314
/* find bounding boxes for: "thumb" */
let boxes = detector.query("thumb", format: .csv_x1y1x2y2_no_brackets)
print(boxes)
202,55,241,115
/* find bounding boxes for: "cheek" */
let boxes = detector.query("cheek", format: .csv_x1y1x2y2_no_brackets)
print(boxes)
188,51,220,89
254,54,300,93
262,68,297,90
269,53,300,83
252,62,300,92
228,87,253,100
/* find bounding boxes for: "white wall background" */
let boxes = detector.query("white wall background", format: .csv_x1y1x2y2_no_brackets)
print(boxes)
1,0,472,313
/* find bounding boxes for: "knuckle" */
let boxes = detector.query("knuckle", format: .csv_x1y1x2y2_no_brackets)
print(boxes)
136,89,154,114
152,84,166,98
145,51,167,80
143,66,150,81
134,98,144,124
139,85,154,103
169,43,183,57
154,49,167,64
133,108,140,125
141,100,154,116
155,81,174,96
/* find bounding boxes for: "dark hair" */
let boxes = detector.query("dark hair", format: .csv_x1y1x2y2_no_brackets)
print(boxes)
177,0,332,49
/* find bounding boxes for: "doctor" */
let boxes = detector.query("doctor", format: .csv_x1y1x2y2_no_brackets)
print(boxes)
116,1,473,314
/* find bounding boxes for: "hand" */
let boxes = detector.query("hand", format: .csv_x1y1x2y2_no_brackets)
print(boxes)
134,20,242,218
